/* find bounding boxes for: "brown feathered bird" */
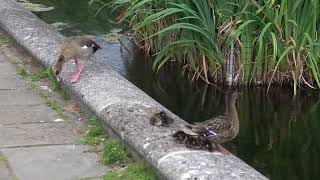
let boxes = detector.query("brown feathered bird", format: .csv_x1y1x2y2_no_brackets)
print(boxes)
185,90,240,154
149,111,174,127
172,130,214,151
53,36,101,83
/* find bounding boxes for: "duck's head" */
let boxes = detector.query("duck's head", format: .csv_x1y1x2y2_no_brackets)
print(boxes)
149,111,170,126
150,117,161,126
53,68,60,76
158,111,167,118
149,113,164,126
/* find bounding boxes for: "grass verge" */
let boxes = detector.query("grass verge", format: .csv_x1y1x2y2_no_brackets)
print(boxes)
46,99,65,119
18,68,69,118
80,116,107,146
104,162,157,180
0,36,11,47
19,68,70,100
102,139,128,165
80,116,157,180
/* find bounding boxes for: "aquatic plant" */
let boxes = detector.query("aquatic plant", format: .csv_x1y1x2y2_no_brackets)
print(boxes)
91,0,320,93
18,0,54,12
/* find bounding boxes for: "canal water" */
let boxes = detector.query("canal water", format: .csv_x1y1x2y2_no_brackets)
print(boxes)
18,0,320,179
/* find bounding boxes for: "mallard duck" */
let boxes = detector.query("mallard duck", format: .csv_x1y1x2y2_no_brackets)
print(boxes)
186,90,239,153
150,111,173,127
172,131,213,151
53,36,101,83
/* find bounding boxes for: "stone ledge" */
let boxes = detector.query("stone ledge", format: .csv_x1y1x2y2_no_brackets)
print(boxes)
0,0,267,179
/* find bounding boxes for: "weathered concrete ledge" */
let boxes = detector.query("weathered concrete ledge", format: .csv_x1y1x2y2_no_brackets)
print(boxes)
0,1,267,179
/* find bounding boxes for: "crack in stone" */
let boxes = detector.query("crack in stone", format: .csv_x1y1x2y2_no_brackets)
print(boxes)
0,143,78,149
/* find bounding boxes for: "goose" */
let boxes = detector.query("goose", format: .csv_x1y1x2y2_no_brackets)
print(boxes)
53,36,101,83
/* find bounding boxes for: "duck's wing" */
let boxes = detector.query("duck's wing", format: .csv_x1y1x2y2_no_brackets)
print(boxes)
205,116,232,133
186,115,233,135
190,116,231,134
185,123,207,135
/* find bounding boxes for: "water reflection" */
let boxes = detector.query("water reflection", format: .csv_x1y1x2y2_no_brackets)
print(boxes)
125,48,320,179
224,89,320,180
19,0,117,36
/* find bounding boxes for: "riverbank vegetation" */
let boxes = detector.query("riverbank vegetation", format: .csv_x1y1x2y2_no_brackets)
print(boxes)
91,0,320,93
81,116,157,180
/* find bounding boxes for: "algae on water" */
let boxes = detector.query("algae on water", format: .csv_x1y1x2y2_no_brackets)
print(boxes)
18,0,54,12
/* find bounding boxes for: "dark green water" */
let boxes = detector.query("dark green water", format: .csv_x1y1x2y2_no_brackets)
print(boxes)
18,0,117,36
21,0,320,179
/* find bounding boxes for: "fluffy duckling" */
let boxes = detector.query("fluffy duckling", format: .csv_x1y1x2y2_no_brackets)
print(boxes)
172,130,188,143
149,111,173,127
53,36,101,83
172,131,214,152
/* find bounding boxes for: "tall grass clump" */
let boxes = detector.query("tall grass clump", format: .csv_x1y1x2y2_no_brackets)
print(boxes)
91,0,320,93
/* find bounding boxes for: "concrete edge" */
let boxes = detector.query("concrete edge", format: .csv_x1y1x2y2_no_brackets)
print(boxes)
0,1,268,179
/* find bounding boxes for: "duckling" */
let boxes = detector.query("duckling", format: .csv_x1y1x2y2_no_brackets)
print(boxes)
53,36,101,83
185,135,214,152
172,131,213,152
149,111,173,127
172,130,188,143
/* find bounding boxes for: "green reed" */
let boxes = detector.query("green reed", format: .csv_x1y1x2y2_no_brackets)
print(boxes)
91,0,320,94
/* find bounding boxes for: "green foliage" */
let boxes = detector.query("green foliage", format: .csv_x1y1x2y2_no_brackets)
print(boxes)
92,0,320,93
102,139,128,165
18,68,28,77
0,154,6,161
32,69,61,91
30,69,69,100
46,100,65,118
46,69,61,92
80,116,107,146
104,163,157,180
80,115,155,178
0,36,11,47
31,69,50,81
89,115,99,126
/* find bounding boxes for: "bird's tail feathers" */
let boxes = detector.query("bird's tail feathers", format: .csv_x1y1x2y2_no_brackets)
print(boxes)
89,40,101,53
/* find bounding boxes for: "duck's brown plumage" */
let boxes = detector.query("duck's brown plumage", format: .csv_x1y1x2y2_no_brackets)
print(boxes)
186,91,239,144
53,36,101,76
150,111,173,127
